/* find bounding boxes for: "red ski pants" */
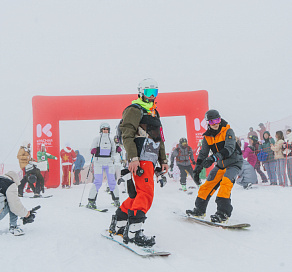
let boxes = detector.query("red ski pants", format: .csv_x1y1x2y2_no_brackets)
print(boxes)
120,161,155,216
62,165,72,186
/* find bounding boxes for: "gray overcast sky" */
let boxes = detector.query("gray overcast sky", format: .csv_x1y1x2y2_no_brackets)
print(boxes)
1,0,291,168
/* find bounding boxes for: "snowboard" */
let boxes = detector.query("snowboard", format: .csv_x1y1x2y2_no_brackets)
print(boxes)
175,211,251,229
178,188,193,195
101,230,171,257
28,195,53,199
80,205,108,213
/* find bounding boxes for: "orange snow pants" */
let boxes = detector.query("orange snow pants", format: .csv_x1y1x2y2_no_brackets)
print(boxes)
120,161,155,215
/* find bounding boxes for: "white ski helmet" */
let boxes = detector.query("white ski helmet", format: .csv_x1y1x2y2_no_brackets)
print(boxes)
100,122,110,133
138,78,159,97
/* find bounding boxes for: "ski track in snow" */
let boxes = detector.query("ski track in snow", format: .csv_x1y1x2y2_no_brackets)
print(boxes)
1,179,292,272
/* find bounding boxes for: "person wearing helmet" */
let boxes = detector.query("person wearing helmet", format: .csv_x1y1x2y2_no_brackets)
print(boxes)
247,127,258,145
186,109,243,223
87,123,120,209
108,78,168,247
169,138,199,191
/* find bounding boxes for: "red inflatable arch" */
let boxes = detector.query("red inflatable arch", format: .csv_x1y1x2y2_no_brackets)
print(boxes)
32,91,208,188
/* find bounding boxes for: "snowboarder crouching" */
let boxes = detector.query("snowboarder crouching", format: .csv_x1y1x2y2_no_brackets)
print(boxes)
0,171,38,236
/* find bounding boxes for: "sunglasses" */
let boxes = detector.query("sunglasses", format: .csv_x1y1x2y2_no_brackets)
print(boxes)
144,88,158,98
102,128,109,130
208,117,221,125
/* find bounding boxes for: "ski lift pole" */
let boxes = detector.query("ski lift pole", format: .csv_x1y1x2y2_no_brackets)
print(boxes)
79,154,94,207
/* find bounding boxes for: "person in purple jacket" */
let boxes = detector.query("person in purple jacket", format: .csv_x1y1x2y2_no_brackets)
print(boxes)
249,135,268,183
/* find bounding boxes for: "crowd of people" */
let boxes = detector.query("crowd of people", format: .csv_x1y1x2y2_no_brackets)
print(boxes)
1,78,291,246
237,125,292,189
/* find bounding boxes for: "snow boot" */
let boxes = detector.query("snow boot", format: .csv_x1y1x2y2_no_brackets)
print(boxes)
210,211,229,223
9,226,25,236
123,222,155,247
86,199,97,209
186,208,206,218
243,183,252,190
181,184,187,191
113,199,120,207
33,194,41,198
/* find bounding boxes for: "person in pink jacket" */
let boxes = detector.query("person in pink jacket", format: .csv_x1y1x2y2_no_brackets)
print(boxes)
242,142,257,167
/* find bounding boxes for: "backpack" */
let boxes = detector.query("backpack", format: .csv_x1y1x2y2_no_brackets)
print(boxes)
116,104,146,145
257,149,268,162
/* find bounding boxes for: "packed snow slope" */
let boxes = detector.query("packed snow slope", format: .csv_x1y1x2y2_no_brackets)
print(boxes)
1,179,292,272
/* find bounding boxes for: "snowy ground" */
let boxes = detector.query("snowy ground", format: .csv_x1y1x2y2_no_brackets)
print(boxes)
1,178,292,272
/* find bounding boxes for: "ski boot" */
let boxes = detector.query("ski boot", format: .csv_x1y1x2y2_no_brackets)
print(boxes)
123,222,155,247
210,211,229,223
9,225,25,236
186,208,206,218
86,199,97,209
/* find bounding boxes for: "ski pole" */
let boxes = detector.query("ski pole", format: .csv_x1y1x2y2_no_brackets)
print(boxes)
79,154,94,207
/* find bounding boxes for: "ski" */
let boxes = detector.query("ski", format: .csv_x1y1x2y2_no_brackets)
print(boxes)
80,205,108,213
175,211,250,229
101,230,171,257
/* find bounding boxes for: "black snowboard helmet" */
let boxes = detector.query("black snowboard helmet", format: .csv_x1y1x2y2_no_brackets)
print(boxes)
205,109,221,121
249,135,258,142
179,138,188,146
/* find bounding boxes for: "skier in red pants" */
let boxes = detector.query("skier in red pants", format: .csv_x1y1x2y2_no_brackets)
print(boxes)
108,78,168,247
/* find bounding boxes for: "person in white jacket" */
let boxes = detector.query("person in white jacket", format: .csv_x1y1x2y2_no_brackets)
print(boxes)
86,123,119,209
0,171,35,236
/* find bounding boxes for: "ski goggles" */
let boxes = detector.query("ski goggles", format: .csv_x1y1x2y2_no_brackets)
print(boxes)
144,88,158,98
208,117,221,125
181,142,187,146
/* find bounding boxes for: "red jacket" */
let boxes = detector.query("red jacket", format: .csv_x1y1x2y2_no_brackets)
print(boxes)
60,147,76,166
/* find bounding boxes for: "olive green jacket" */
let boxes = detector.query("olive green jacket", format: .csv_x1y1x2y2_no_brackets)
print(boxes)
120,106,167,165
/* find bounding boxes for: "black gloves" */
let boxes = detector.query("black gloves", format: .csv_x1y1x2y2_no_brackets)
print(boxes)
170,163,174,171
23,205,41,225
193,164,203,175
193,164,203,186
201,155,218,168
192,161,196,165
